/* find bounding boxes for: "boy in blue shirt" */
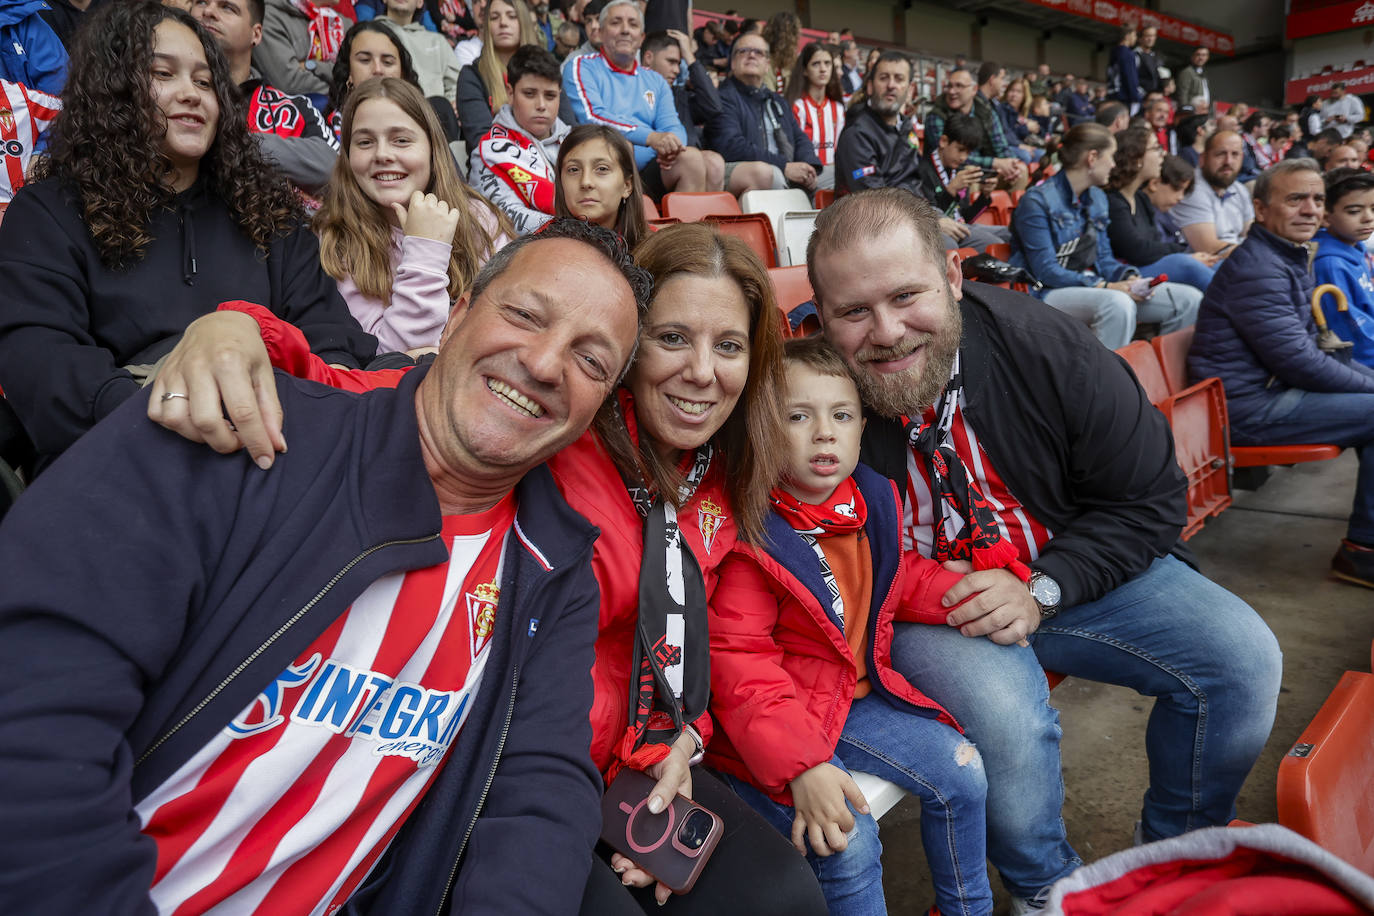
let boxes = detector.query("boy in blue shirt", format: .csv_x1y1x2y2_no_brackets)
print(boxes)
1314,167,1374,368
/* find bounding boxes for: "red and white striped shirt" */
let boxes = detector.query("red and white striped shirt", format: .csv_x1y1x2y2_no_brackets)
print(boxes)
903,397,1054,564
792,95,845,167
1,80,61,204
137,495,517,916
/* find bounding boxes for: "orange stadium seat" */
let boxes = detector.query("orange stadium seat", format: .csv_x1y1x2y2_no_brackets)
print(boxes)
768,265,815,336
813,188,835,209
641,196,660,221
1277,670,1374,873
660,191,741,222
704,214,778,267
1152,329,1342,469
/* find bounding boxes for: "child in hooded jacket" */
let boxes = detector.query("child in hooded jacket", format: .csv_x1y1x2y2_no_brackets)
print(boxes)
707,337,999,916
1314,167,1374,368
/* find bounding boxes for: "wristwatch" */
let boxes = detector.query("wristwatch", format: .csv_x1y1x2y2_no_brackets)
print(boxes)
682,724,705,767
1028,572,1062,619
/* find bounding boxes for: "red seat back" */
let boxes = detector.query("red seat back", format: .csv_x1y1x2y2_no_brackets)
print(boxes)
1278,670,1374,873
1116,341,1171,404
1152,327,1194,395
704,214,778,268
985,242,1012,262
768,265,814,336
813,188,835,208
641,196,661,221
661,191,742,222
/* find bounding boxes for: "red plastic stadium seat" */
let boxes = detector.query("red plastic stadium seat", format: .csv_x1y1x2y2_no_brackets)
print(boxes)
704,214,778,267
813,188,835,208
985,242,1011,262
646,217,682,231
1116,341,1232,539
1117,341,1171,403
661,191,741,222
955,247,978,260
641,196,660,221
1152,329,1342,469
1277,670,1374,873
768,265,814,315
987,190,1014,226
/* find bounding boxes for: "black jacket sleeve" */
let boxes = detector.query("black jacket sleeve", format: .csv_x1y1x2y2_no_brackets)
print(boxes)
271,224,378,367
0,187,143,459
0,396,245,915
685,60,722,124
457,65,495,152
1106,190,1184,266
963,286,1188,608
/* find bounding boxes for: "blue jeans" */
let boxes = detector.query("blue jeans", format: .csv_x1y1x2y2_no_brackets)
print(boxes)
724,697,992,916
1140,252,1216,293
1042,282,1201,350
886,556,1281,899
1230,387,1374,542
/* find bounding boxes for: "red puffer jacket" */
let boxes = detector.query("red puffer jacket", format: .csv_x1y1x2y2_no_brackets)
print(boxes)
222,301,726,780
706,463,964,804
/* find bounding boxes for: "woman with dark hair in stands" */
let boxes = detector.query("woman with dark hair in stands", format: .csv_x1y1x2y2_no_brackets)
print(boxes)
785,41,844,190
554,122,649,249
1105,125,1217,291
0,0,374,472
147,220,830,915
326,20,420,138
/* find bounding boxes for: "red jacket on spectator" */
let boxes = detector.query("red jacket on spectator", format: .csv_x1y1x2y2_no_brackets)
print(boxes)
706,462,963,804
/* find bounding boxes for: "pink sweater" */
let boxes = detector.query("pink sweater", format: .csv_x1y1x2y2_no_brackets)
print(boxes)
337,204,509,355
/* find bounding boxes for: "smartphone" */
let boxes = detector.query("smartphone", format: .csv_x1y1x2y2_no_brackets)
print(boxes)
600,768,724,895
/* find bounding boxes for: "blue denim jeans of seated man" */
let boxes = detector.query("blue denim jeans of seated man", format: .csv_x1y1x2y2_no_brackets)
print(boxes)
886,556,1282,900
1229,386,1374,543
721,695,993,916
1140,251,1217,293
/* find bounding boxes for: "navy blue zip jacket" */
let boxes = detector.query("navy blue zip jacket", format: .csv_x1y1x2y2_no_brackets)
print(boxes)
1189,223,1374,423
0,365,604,915
708,75,820,171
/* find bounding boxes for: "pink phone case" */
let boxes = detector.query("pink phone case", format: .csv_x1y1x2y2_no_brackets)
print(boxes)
600,768,724,894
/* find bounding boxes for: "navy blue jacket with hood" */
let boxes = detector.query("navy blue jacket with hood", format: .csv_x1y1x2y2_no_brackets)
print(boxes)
0,366,605,915
1189,223,1374,423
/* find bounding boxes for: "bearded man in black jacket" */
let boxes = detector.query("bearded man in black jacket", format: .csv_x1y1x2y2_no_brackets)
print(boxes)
807,188,1282,914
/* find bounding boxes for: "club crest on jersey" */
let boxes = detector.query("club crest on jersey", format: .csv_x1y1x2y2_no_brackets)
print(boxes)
466,580,499,661
644,89,655,108
698,498,726,555
0,108,14,135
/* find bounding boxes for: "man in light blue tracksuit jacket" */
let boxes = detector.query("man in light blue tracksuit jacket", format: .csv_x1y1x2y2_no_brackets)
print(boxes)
562,0,706,197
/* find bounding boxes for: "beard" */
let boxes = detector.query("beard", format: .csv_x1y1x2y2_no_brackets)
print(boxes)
1204,165,1236,190
850,287,963,419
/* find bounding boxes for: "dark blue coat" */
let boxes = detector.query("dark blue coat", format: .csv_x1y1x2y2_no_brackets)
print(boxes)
707,75,820,170
1189,224,1374,422
0,366,605,915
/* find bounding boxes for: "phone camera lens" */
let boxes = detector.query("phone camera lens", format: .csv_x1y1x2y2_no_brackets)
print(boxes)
677,810,712,850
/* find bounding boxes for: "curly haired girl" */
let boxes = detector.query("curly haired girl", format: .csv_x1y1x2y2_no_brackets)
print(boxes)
0,0,374,471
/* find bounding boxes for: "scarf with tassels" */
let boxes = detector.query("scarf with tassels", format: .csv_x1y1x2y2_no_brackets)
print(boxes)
906,353,1030,582
611,395,713,777
770,479,868,629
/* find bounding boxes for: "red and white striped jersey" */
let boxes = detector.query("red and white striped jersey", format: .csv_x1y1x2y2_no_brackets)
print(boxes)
792,96,845,167
137,495,517,916
902,397,1054,564
1,80,61,204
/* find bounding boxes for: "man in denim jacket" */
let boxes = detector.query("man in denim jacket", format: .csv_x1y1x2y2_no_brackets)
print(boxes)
1010,122,1201,349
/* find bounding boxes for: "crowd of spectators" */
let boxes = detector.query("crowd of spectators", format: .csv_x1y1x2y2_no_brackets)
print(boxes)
0,1,1372,914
